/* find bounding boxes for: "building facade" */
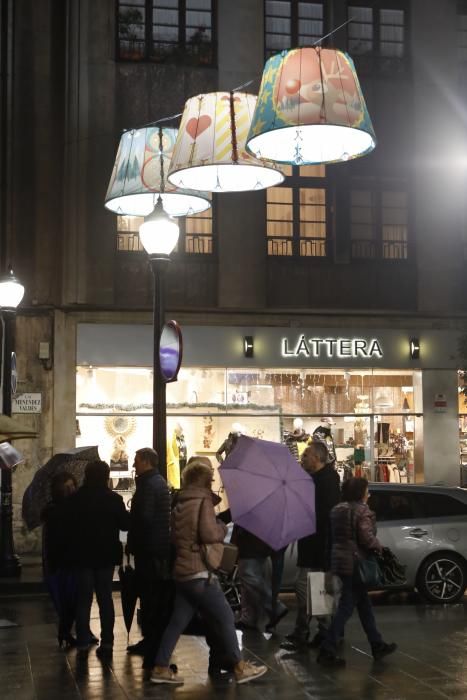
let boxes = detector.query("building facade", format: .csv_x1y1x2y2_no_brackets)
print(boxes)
2,0,467,552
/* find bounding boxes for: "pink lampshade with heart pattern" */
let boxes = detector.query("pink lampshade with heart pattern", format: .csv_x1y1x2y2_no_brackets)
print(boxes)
167,92,284,192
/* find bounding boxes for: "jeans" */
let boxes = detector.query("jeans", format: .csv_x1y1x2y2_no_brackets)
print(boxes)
322,573,382,654
75,567,115,649
293,567,330,642
155,577,242,668
238,554,287,628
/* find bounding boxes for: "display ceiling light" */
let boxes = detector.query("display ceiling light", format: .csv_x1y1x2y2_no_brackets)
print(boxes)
105,127,210,217
167,91,285,192
246,47,376,165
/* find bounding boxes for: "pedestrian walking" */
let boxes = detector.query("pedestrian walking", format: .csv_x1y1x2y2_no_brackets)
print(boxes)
318,477,397,667
67,460,130,659
233,524,288,632
150,457,267,685
42,472,82,648
126,447,173,670
281,441,341,651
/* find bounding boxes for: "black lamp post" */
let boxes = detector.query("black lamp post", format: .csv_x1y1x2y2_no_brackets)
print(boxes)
0,267,24,577
139,196,179,481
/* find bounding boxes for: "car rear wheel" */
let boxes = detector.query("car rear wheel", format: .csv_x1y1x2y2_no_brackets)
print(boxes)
417,553,467,604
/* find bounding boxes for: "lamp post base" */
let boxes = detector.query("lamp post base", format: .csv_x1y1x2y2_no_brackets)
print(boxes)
0,555,21,578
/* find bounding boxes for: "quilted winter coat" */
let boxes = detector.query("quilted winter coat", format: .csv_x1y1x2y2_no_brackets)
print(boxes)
172,486,227,581
329,501,382,577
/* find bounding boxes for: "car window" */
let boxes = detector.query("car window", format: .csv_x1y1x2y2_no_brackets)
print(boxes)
412,493,467,518
369,491,415,521
370,490,467,521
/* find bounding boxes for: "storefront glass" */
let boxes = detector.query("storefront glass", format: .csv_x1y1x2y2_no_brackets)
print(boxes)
76,366,420,486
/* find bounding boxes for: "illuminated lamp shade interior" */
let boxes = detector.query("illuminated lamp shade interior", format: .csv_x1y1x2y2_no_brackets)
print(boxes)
246,47,376,165
167,91,284,192
105,127,211,217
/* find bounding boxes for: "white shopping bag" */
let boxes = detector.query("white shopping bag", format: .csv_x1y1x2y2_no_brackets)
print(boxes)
306,571,338,617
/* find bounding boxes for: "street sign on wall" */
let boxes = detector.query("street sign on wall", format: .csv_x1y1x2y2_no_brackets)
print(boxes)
12,393,42,414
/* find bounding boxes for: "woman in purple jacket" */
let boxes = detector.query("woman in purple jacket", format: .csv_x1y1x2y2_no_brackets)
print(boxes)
318,477,397,667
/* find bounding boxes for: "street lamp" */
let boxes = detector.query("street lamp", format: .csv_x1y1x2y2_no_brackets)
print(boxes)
139,196,179,481
0,266,25,576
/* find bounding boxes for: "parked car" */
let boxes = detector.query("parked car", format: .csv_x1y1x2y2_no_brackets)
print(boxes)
281,484,467,604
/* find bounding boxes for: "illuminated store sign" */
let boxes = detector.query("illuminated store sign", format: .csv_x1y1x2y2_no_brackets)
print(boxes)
282,336,383,359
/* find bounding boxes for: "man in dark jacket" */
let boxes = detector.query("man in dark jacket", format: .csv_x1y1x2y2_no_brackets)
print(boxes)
127,447,172,671
281,441,341,651
67,460,130,659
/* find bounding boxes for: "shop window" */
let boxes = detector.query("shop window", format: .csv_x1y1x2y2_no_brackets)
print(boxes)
264,1,324,58
116,207,213,254
347,2,407,76
117,0,216,66
76,365,420,485
350,182,408,260
267,164,328,257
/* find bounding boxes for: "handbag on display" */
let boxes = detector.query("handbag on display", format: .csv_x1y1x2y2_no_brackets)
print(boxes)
306,571,338,617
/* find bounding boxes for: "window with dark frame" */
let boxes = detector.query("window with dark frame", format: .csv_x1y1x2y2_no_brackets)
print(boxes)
116,205,213,255
347,1,407,75
267,165,328,257
350,179,408,260
117,0,215,65
264,1,324,58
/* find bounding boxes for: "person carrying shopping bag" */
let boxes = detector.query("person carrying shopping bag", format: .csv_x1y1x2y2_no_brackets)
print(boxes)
318,477,397,667
150,457,268,685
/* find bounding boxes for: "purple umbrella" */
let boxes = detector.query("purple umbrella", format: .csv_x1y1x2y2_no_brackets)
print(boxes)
219,435,316,551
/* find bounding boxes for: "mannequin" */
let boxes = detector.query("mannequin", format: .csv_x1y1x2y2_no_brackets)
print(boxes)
167,422,187,489
110,435,129,472
283,418,310,462
216,422,243,464
312,417,337,466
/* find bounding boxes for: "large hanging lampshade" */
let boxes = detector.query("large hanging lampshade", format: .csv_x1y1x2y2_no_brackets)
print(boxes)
246,47,376,165
105,127,210,217
167,92,284,192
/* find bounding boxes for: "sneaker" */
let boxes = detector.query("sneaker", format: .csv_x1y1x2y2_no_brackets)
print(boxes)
234,661,267,684
150,667,184,685
317,650,346,668
372,642,397,660
280,635,307,652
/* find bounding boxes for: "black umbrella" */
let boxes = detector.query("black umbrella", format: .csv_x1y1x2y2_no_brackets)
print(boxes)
22,446,100,530
118,554,138,640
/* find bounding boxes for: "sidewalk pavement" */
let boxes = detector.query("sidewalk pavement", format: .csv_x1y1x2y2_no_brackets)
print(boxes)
2,587,467,699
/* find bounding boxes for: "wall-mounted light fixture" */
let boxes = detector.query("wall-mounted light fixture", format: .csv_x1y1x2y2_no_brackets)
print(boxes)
410,338,420,360
244,336,254,358
38,342,53,371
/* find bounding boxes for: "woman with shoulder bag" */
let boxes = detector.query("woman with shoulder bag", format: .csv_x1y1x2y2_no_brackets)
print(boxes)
318,477,397,667
150,457,267,685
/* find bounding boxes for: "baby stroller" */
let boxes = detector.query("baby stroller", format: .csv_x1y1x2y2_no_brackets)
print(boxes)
218,563,241,614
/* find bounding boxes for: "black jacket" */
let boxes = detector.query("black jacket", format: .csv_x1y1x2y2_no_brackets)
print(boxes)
67,486,130,568
41,500,70,573
296,464,341,569
127,468,171,562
